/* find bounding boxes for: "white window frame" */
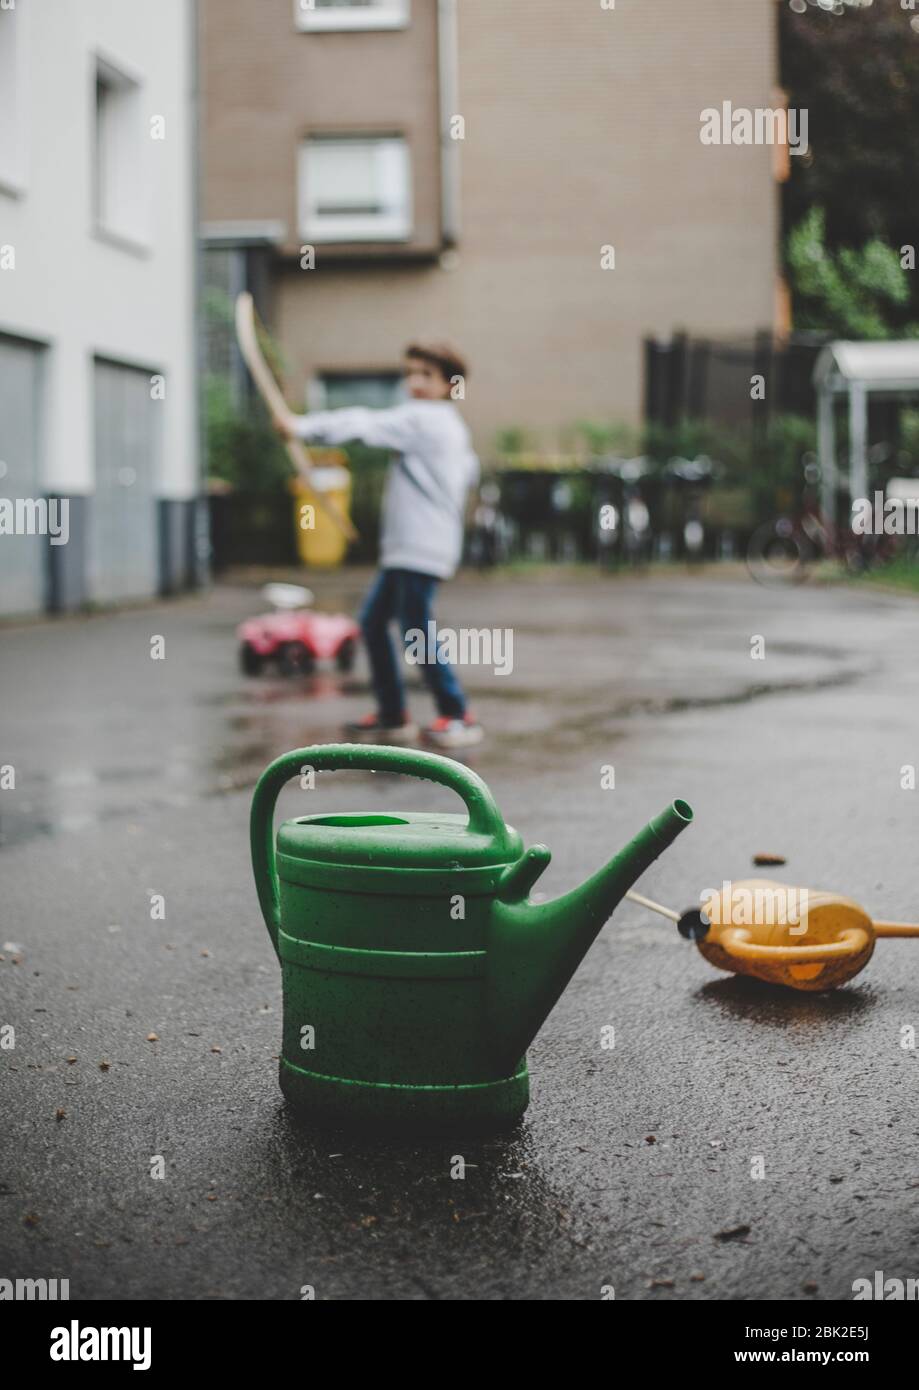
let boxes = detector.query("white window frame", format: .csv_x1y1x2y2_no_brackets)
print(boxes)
93,54,150,253
298,134,412,243
293,0,410,33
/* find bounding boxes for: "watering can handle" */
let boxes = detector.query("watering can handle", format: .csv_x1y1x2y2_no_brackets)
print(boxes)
719,926,870,964
250,742,512,956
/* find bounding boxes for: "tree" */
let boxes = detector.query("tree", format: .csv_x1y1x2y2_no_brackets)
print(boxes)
786,206,919,338
781,0,919,333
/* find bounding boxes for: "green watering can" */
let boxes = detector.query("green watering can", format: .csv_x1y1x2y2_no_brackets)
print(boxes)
251,744,693,1134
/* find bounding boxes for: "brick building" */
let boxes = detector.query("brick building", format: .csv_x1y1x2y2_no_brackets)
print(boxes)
200,0,783,455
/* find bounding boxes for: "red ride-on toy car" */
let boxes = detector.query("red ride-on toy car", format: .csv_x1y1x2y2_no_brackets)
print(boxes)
238,584,360,677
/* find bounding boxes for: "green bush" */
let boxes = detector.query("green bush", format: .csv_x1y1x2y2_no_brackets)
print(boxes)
203,373,291,494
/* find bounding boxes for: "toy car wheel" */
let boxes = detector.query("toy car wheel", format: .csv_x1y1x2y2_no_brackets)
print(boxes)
278,641,315,677
239,642,264,676
335,638,357,673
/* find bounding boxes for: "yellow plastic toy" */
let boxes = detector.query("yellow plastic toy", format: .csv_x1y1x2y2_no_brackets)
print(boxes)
626,881,919,992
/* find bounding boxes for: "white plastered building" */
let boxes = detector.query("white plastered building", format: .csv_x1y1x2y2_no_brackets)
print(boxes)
0,0,201,616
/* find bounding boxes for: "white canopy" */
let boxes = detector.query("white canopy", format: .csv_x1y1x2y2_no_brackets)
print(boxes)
813,340,919,393
812,340,919,512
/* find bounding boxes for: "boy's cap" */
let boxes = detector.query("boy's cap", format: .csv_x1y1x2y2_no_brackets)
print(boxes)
404,339,468,383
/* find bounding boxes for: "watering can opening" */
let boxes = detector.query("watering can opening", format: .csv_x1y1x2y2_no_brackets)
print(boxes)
671,799,694,824
677,908,711,942
305,814,410,828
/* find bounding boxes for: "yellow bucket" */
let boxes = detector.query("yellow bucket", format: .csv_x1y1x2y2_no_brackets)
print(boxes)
290,450,353,569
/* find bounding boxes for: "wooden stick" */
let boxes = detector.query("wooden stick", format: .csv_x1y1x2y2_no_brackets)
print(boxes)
234,292,359,543
625,890,680,923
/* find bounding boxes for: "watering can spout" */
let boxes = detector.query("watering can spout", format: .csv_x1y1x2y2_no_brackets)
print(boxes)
486,799,693,1075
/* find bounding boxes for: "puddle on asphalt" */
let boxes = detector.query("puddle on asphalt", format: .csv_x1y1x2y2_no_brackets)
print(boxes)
201,675,370,707
459,654,870,715
607,666,866,718
0,644,872,851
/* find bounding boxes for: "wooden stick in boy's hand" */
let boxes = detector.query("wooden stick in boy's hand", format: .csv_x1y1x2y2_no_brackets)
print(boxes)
234,292,358,542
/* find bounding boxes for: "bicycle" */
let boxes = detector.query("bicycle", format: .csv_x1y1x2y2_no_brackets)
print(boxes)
746,501,899,587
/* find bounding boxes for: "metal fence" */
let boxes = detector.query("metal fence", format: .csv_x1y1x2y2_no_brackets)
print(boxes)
643,330,828,435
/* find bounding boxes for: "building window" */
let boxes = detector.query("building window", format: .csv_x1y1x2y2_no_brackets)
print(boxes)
299,135,412,243
0,1,24,194
294,0,410,33
313,371,403,410
94,57,147,248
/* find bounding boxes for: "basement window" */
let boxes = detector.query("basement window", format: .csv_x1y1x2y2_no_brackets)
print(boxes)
298,134,412,243
313,372,403,409
294,0,410,31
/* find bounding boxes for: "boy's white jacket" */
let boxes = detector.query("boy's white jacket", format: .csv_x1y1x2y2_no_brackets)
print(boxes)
292,400,480,579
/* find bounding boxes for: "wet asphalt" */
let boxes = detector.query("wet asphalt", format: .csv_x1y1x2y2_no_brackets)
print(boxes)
1,567,918,1301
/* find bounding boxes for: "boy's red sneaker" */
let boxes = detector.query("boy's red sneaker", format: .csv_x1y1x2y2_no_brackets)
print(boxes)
343,711,419,745
423,713,484,750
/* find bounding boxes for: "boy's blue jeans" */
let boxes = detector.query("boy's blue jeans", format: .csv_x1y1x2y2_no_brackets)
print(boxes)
359,568,467,724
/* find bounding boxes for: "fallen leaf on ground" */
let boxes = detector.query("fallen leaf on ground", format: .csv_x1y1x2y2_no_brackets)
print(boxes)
715,1223,751,1242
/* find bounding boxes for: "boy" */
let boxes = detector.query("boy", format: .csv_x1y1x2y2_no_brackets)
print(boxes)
274,340,483,749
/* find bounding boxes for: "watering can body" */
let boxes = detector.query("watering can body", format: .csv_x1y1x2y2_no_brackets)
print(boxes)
251,744,692,1133
699,880,876,991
